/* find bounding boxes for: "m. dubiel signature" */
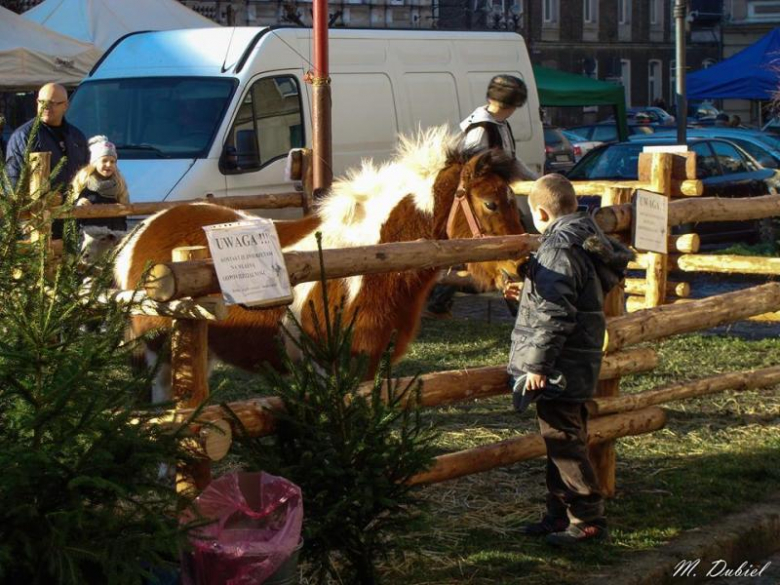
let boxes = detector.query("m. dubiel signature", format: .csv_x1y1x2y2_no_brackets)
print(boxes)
673,558,771,578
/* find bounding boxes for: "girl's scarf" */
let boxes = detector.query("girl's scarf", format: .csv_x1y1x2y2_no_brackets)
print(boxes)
86,174,121,201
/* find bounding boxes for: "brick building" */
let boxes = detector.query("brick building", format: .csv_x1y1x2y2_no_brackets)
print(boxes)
179,0,433,29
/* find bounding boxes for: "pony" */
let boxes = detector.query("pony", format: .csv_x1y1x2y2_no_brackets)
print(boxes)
115,126,528,401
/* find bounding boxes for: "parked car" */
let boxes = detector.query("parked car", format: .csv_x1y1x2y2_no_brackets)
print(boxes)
688,101,721,121
561,130,601,161
568,123,655,144
628,106,676,126
647,128,780,169
567,136,780,245
543,126,576,173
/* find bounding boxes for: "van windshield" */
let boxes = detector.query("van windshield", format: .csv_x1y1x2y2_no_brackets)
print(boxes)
68,77,236,159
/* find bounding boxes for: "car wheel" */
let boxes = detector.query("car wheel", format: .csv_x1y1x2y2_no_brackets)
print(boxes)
757,218,778,247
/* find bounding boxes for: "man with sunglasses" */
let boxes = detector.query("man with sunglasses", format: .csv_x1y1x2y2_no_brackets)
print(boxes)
5,83,89,197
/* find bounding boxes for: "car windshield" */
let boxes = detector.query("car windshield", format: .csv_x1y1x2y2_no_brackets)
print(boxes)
567,143,644,180
68,77,236,159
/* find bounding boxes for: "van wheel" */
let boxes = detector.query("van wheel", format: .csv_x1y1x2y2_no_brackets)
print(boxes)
757,218,777,247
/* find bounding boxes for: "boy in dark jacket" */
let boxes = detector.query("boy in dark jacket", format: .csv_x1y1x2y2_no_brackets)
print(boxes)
508,174,632,546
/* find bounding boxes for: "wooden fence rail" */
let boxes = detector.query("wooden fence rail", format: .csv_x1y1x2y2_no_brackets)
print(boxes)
24,149,780,498
177,348,659,438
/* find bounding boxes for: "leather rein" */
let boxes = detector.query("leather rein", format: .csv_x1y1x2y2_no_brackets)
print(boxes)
445,174,485,239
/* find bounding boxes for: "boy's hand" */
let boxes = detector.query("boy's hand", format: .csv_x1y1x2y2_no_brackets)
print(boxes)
525,372,547,391
503,281,522,302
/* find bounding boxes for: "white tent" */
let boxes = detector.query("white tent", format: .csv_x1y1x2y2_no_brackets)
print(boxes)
24,0,219,52
0,5,102,89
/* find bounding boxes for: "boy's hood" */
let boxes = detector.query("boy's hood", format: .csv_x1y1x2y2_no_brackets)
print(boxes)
459,106,498,132
543,212,635,292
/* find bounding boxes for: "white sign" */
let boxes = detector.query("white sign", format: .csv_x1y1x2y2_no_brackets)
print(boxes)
203,219,293,308
632,189,669,254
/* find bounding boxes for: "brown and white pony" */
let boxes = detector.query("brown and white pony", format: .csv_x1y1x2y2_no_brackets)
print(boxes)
115,126,527,401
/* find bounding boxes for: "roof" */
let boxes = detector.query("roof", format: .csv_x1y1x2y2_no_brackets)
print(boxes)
532,65,628,140
23,0,219,51
687,27,780,100
0,5,102,89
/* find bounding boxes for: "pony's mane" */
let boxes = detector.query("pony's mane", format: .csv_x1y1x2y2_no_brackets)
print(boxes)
284,124,459,311
445,144,522,185
314,124,457,227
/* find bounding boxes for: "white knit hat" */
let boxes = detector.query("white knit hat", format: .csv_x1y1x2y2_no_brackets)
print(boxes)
88,135,117,163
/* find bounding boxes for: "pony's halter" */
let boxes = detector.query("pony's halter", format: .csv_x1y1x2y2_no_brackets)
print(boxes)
446,174,485,239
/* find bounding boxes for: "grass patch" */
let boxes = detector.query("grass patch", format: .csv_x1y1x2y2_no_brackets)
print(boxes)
717,242,778,256
208,317,780,584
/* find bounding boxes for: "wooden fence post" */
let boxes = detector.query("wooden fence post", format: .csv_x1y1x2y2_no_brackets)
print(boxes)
28,152,52,247
171,245,212,493
644,153,673,308
590,186,633,498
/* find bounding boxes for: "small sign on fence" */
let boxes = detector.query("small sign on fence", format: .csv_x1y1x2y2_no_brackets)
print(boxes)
203,219,293,308
632,189,669,254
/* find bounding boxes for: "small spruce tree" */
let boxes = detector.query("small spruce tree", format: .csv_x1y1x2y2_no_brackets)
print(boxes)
233,236,439,585
0,119,197,584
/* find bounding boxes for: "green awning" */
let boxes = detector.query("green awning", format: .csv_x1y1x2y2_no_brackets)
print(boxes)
533,65,629,141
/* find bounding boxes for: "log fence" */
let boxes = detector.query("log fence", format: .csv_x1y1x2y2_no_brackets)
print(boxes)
23,150,780,497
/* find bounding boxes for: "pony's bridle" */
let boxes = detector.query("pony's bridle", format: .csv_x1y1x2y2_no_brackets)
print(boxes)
446,174,485,239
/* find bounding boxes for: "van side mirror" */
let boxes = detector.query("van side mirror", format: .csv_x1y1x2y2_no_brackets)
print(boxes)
221,145,238,171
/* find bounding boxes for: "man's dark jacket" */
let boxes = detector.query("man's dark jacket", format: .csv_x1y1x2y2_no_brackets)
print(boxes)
5,118,88,188
508,212,633,401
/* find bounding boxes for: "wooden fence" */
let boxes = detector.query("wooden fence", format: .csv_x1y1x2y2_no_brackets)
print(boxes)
25,150,780,497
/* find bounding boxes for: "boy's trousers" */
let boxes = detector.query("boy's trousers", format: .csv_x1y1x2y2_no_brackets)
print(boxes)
536,399,605,525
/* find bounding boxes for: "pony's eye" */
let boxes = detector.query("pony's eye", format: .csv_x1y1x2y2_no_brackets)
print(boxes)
484,200,498,212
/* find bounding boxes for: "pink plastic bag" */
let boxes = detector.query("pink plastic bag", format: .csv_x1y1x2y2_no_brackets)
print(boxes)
181,471,303,585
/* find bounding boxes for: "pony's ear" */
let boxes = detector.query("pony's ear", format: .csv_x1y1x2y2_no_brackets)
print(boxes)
472,150,494,178
507,158,530,183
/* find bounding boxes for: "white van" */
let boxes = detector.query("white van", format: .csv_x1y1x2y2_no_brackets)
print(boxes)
68,27,544,216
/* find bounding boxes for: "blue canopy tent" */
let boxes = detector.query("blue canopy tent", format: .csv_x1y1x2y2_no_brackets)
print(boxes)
687,28,780,100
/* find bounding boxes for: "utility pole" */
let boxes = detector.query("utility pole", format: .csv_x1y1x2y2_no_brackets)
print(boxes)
675,0,688,145
311,0,333,196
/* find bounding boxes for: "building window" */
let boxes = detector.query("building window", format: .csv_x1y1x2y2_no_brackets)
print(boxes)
583,0,596,23
619,0,631,25
543,0,558,23
650,0,660,25
648,59,662,104
748,1,780,21
621,59,632,106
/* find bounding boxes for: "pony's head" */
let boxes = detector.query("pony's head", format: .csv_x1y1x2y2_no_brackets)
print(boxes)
442,147,527,291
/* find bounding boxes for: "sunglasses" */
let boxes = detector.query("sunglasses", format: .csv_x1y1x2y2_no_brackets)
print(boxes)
37,99,67,107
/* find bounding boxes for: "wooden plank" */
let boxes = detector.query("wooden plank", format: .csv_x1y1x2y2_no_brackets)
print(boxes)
171,246,211,493
407,407,667,486
144,234,542,302
179,349,659,439
606,283,780,352
639,151,697,182
588,366,780,416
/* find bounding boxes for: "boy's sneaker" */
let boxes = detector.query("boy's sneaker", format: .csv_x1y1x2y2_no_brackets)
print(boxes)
520,515,570,537
545,522,609,546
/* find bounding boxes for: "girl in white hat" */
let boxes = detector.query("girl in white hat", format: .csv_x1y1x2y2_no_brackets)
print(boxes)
71,135,129,231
